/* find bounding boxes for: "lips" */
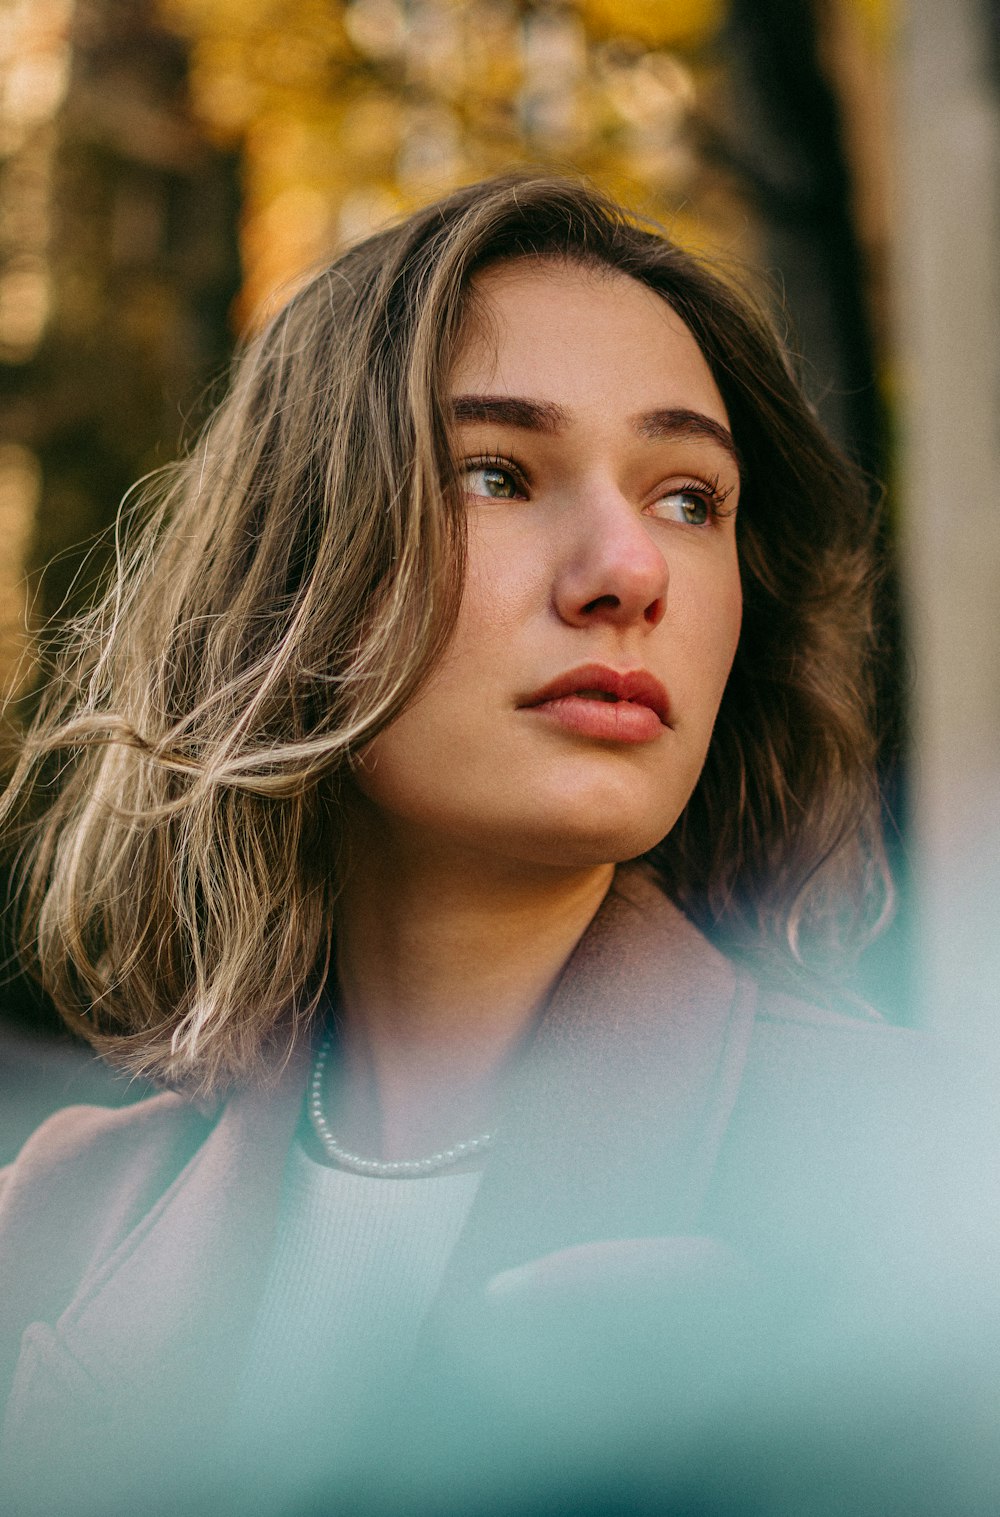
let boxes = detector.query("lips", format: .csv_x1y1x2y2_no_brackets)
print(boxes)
519,663,671,744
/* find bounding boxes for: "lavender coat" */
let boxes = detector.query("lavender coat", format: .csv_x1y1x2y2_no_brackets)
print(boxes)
1,869,996,1513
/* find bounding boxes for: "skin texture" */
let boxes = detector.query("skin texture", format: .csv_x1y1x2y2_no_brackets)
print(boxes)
333,260,743,1159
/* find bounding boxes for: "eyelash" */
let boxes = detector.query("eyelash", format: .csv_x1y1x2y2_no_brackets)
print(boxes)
461,452,737,523
467,450,530,493
669,474,737,521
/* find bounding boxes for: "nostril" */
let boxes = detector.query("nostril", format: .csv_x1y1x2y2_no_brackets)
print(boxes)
582,594,621,615
644,598,664,626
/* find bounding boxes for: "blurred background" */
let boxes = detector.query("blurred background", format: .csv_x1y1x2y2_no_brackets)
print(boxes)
0,0,997,1156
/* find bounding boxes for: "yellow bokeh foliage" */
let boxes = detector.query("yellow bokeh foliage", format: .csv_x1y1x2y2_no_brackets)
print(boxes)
156,0,734,319
157,0,891,325
577,0,725,50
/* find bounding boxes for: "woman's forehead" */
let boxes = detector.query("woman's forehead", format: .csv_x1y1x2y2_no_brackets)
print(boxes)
450,257,730,433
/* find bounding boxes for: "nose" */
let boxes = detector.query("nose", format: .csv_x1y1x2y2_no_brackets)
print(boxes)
553,487,669,631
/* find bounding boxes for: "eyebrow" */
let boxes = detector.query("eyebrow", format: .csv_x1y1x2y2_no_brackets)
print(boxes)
451,394,566,433
450,395,741,473
634,408,741,473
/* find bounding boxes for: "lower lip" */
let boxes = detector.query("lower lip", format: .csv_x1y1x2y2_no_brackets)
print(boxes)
524,696,664,743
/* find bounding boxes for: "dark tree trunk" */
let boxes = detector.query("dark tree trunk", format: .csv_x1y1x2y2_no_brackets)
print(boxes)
0,0,240,1051
708,0,912,1020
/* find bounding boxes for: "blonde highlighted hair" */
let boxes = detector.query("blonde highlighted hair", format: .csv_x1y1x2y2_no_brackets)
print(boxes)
2,174,889,1093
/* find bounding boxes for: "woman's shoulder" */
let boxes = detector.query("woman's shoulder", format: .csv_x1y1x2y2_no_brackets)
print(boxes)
713,980,1000,1275
0,1091,217,1355
745,981,989,1104
735,976,1000,1170
0,1089,220,1253
1,1088,214,1207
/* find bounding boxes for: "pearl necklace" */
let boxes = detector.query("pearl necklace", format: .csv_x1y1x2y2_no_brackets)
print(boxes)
308,1030,496,1178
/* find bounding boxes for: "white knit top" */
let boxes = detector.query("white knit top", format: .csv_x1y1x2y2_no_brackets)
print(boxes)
229,1137,481,1460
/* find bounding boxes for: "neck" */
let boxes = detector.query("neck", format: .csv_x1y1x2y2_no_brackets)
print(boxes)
331,827,615,1162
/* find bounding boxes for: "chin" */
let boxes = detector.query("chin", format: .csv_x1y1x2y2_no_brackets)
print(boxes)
507,771,690,868
498,809,682,872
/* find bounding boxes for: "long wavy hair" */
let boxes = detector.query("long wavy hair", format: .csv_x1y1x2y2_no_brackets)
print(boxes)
1,173,889,1093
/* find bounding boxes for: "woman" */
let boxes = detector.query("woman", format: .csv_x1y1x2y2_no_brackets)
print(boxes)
0,174,993,1515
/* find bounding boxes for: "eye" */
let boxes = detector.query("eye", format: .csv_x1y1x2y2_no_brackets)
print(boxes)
460,457,528,501
645,477,734,527
653,489,710,526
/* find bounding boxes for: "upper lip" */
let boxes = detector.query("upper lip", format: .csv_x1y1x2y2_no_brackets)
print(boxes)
520,663,671,726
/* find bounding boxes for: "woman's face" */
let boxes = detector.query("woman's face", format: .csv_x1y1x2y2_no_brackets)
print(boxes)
354,259,743,871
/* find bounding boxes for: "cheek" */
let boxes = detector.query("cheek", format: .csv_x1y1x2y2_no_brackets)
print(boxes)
351,706,430,817
678,557,743,705
349,573,516,822
460,514,541,636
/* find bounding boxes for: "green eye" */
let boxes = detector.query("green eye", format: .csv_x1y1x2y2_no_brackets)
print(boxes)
462,462,525,500
673,490,709,525
647,481,729,526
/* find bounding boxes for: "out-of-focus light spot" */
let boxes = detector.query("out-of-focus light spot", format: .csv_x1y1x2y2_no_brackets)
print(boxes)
191,65,261,141
600,48,697,131
0,0,71,355
1,50,70,129
344,0,407,62
0,0,74,151
336,184,400,248
520,8,588,151
404,3,464,89
0,263,51,361
396,106,464,196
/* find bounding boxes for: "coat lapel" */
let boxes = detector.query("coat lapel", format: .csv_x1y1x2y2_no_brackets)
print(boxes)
431,866,758,1293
